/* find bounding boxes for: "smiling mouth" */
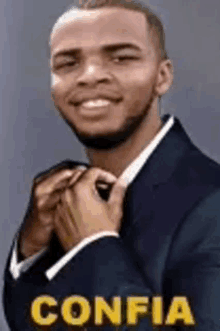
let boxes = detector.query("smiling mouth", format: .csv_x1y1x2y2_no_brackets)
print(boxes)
80,99,111,109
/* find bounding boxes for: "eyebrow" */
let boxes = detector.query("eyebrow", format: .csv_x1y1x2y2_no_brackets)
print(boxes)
103,43,142,53
52,42,143,59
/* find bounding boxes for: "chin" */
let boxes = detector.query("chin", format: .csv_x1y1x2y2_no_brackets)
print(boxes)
70,114,145,150
62,117,127,150
59,93,155,150
73,131,126,150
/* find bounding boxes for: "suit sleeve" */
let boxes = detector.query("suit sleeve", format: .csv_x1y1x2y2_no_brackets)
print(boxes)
6,161,220,330
9,238,48,279
6,186,220,331
3,160,155,330
3,235,156,330
163,188,220,331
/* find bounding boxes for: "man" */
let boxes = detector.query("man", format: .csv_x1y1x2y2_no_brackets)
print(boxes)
3,0,220,330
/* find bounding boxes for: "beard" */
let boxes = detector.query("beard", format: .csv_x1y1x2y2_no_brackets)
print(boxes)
56,90,156,150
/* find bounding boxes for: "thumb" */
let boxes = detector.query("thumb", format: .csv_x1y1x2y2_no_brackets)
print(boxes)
109,178,127,207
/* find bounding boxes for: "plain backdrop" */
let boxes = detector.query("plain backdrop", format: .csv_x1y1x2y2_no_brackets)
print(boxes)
1,0,220,329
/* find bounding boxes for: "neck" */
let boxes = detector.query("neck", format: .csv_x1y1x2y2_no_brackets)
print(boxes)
86,103,162,178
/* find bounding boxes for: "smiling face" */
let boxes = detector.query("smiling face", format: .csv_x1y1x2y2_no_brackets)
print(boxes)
50,7,165,149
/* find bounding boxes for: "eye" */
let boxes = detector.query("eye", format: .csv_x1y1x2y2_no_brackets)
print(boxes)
112,56,139,63
53,59,79,71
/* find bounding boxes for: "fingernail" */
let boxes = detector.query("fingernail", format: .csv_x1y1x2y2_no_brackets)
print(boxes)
76,165,87,171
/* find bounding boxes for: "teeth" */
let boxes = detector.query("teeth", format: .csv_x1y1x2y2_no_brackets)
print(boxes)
81,99,111,108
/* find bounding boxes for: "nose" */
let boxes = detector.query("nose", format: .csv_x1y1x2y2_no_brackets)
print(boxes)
76,59,112,87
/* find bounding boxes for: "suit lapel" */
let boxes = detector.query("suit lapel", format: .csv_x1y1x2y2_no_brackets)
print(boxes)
120,117,194,237
119,117,198,291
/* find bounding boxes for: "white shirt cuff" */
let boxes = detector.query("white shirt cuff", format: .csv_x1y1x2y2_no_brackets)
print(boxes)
9,239,48,280
46,231,119,280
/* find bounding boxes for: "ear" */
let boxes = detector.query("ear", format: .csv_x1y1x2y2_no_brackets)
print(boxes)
154,59,173,97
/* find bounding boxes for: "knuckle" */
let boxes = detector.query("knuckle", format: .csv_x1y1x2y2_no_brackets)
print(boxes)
60,169,74,177
37,198,46,209
34,184,46,199
85,167,100,178
74,181,85,194
90,167,100,173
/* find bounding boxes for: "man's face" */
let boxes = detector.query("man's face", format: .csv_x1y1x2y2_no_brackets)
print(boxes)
50,7,160,149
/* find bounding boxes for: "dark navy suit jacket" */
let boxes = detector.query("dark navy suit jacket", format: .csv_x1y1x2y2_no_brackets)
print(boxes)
4,116,220,330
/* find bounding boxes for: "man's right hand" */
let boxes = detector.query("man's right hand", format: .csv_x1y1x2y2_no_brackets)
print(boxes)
18,167,85,259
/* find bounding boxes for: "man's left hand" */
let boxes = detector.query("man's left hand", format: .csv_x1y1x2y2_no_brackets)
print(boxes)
54,168,127,252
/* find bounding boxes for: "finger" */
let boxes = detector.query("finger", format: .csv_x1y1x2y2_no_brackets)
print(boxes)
68,166,87,187
60,189,84,238
109,178,127,207
54,207,69,246
36,167,83,197
34,162,76,185
51,166,87,192
36,168,87,218
81,167,117,184
108,179,127,229
37,190,62,210
56,199,77,234
55,203,80,249
36,169,74,196
75,168,117,197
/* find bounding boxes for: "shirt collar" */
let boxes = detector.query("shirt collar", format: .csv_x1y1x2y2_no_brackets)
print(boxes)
119,116,174,186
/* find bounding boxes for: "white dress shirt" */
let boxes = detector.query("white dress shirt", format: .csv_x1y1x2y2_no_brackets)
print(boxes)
10,116,174,280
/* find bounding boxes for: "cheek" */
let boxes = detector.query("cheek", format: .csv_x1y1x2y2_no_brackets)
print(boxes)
51,74,71,104
118,68,157,95
51,73,62,88
118,69,157,116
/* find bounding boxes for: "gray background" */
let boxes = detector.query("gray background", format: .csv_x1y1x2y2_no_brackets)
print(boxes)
1,0,220,329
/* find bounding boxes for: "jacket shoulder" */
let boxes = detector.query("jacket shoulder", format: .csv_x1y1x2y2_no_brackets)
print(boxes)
173,145,220,189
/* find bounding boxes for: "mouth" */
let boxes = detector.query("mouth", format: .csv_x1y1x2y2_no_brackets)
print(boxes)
71,92,122,107
80,98,112,109
71,96,123,118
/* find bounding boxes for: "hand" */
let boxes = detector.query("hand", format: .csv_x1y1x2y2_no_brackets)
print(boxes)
19,166,85,258
54,168,127,252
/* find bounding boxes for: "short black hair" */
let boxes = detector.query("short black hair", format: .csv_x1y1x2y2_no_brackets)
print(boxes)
77,0,168,60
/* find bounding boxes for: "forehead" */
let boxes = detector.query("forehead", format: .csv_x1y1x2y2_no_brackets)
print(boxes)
50,8,149,54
